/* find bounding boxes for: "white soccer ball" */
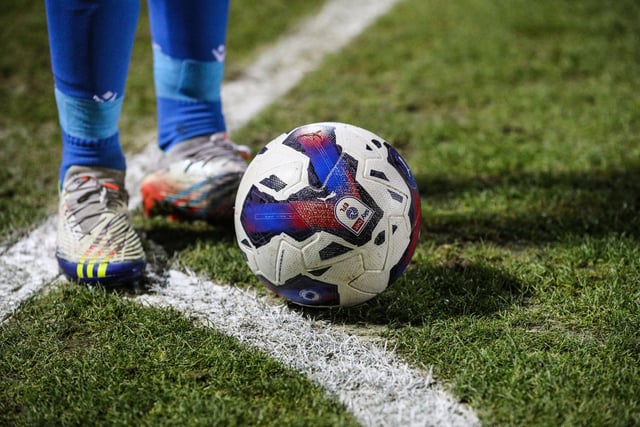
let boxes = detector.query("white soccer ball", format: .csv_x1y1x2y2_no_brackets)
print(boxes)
234,122,422,307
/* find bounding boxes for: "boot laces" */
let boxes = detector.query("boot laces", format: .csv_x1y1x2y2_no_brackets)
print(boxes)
65,175,128,232
174,133,251,171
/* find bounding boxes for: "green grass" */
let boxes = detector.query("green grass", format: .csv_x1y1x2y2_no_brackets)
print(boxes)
0,284,357,426
2,0,640,425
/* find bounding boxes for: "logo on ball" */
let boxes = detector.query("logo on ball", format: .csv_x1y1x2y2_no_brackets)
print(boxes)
335,196,373,235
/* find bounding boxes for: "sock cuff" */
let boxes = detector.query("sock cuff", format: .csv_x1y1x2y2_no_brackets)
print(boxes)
153,47,224,103
59,131,126,186
55,88,123,140
156,98,226,151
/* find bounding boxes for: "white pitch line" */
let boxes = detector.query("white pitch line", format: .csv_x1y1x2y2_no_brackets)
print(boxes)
0,216,59,322
221,0,401,132
137,270,479,427
0,0,480,425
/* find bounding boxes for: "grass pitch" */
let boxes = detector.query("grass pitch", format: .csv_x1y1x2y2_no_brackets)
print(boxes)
2,0,640,426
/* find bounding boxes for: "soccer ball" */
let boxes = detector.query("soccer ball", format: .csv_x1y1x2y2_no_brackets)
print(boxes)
234,122,421,307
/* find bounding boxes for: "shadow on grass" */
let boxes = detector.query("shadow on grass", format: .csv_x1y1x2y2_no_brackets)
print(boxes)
416,166,640,244
101,218,240,296
139,218,237,255
298,261,528,326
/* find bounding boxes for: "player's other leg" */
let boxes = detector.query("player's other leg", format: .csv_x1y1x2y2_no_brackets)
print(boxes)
141,0,249,222
46,0,145,284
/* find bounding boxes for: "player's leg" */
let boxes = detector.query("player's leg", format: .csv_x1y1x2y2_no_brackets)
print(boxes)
46,0,146,283
141,0,249,222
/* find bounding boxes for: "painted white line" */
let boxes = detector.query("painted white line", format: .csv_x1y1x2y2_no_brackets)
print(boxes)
0,0,480,425
136,271,479,427
221,0,401,132
0,216,59,322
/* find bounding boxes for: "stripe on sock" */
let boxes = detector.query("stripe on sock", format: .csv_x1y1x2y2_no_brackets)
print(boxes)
54,88,123,140
153,48,224,103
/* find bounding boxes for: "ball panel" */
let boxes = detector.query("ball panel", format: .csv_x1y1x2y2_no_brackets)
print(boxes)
348,270,390,295
275,239,305,284
282,124,342,187
385,144,422,283
255,160,306,198
302,248,365,284
335,282,379,307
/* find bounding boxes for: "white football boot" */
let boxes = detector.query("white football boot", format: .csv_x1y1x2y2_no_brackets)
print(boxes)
56,166,146,284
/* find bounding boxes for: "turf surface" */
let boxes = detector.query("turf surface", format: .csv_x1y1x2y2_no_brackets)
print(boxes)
2,0,639,425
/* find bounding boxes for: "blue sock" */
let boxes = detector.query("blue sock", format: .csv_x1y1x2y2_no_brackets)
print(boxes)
45,0,139,185
148,0,230,151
